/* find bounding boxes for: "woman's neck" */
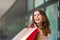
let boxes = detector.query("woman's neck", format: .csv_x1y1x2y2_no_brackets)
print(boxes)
37,23,42,26
37,23,43,29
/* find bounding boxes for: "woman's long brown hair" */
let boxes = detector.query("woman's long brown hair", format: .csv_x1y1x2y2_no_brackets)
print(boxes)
29,8,51,36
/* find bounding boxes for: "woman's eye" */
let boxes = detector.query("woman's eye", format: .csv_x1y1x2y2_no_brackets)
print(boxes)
38,14,40,15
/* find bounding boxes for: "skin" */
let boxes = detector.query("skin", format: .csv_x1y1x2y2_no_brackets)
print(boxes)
34,11,43,24
34,11,43,40
33,11,50,40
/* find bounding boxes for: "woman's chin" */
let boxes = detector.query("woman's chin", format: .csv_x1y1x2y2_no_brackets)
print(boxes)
35,21,41,24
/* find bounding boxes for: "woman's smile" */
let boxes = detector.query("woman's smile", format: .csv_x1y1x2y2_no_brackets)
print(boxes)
34,11,42,24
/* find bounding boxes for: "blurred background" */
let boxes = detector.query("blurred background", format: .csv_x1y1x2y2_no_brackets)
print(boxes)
0,0,59,40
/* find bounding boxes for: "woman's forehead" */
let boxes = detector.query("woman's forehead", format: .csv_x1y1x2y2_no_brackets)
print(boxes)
34,11,40,14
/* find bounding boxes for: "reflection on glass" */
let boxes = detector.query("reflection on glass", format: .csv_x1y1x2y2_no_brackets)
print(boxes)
35,0,44,8
45,0,49,2
46,3,58,40
27,0,33,11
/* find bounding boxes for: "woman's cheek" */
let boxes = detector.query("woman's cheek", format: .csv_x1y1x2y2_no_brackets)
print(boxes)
34,16,36,21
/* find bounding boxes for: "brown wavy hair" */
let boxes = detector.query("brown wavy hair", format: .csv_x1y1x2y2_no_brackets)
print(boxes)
29,8,51,36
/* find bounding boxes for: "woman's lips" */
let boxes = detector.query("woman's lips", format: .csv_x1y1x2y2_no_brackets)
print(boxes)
36,19,40,21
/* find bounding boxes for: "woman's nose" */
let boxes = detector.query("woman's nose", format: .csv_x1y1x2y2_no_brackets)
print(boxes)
36,15,38,18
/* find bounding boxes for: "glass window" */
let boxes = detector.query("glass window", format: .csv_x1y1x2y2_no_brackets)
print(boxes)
27,0,34,11
46,2,58,40
35,0,44,8
45,0,49,2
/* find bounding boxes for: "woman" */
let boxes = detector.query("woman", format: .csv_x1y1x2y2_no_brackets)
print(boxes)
28,9,51,40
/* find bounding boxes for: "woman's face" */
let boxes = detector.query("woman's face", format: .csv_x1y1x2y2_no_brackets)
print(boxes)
34,11,43,24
